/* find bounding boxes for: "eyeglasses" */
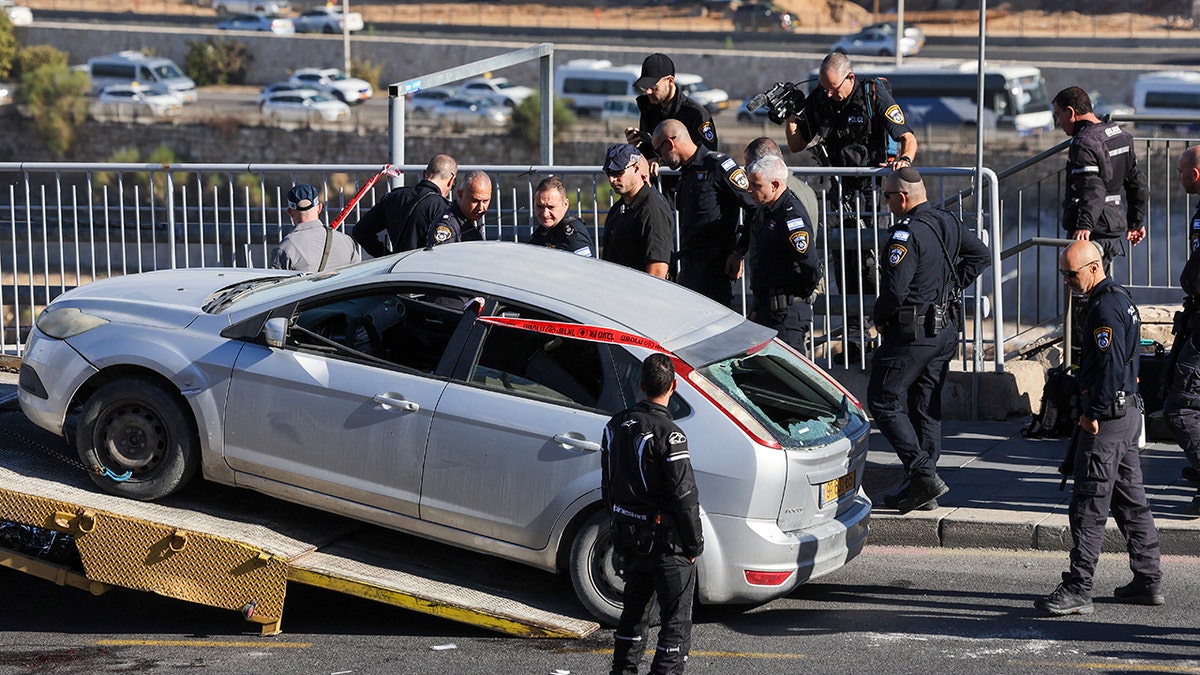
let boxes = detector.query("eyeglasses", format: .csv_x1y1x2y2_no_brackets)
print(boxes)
639,76,667,93
822,73,852,94
883,191,906,199
1059,260,1098,279
653,137,675,157
604,164,635,178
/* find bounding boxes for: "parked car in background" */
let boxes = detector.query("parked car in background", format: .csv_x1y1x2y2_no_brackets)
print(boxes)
831,27,920,57
863,21,926,49
407,86,457,117
601,95,640,123
676,73,729,112
736,95,769,123
430,96,511,127
0,86,11,106
292,6,363,33
86,51,198,104
216,13,295,33
732,3,793,32
257,80,312,106
16,242,871,626
94,84,183,119
260,89,350,123
1,0,32,26
1090,91,1135,120
212,0,289,16
289,67,373,104
459,77,534,108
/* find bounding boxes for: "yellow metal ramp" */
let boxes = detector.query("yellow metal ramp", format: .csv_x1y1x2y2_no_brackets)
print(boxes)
0,417,598,638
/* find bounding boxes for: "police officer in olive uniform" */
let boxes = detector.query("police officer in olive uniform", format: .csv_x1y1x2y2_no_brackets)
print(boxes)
526,176,594,257
729,154,821,351
352,154,455,256
868,168,990,514
603,353,703,675
1036,240,1164,616
428,170,492,246
626,53,717,165
1163,145,1200,516
1053,86,1148,268
653,118,755,305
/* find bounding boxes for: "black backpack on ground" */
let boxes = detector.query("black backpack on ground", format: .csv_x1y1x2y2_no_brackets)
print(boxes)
1024,365,1079,439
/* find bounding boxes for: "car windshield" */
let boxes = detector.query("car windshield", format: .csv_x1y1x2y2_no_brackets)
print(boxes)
695,341,857,447
493,81,515,90
151,63,184,80
310,93,335,103
203,257,393,313
326,72,348,81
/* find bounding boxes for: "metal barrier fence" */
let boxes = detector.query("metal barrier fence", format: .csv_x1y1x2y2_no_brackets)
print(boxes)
2,161,1002,373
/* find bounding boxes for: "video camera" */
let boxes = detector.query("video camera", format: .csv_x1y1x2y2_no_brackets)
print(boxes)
745,79,815,125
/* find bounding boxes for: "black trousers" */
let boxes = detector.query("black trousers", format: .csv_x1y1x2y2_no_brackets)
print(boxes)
1164,332,1200,472
867,324,956,479
1064,409,1162,596
751,293,812,353
678,249,732,306
611,548,696,675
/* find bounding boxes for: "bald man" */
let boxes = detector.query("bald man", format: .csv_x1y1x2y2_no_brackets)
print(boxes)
652,118,755,305
1164,145,1200,515
1036,240,1162,616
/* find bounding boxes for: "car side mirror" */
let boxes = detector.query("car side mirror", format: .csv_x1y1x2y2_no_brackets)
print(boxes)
264,316,288,348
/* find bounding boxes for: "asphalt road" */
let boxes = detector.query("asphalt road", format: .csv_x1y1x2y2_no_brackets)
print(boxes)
3,546,1199,674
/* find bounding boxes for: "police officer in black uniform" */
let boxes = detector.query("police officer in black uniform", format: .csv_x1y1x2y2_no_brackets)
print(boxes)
603,353,703,675
1053,86,1148,269
351,154,456,256
1036,240,1164,615
868,168,990,514
625,53,717,166
427,170,492,246
526,176,594,257
602,143,674,278
652,118,755,305
728,154,821,351
1163,145,1200,516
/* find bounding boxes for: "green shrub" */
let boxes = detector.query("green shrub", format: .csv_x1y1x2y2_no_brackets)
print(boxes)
183,37,252,86
510,91,575,147
13,44,67,81
17,64,90,157
0,13,17,81
92,145,189,202
351,57,383,91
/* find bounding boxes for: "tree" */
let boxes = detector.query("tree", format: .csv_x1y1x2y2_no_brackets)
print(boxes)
510,92,575,148
17,64,90,157
13,44,68,81
0,13,17,81
184,37,252,86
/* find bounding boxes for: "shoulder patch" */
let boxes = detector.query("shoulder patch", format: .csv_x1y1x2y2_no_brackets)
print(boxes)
730,168,750,190
885,104,905,125
1094,326,1112,351
888,243,907,266
667,431,686,445
892,230,911,241
433,225,453,243
700,121,716,144
790,230,810,254
564,222,575,235
786,217,806,232
720,157,737,171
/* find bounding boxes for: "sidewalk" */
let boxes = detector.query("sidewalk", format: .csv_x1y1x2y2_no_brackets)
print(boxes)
3,370,1196,556
865,419,1200,556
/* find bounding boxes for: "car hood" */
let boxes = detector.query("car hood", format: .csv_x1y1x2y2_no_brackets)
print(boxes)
46,268,288,330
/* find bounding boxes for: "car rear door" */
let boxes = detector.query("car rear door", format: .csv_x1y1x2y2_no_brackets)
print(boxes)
420,308,634,549
223,286,475,517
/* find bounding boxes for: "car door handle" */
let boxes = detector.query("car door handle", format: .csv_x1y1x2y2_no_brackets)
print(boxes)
373,394,419,412
553,434,601,453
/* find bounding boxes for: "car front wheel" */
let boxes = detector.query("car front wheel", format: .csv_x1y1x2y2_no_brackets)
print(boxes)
76,376,200,501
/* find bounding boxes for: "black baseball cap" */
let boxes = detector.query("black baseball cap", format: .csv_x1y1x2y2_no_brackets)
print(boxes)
603,143,643,173
287,183,320,210
634,53,674,91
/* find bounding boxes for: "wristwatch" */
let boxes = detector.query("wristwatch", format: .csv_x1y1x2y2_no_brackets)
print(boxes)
897,155,912,164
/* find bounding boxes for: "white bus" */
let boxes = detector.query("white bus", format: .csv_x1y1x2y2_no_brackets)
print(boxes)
814,61,1054,135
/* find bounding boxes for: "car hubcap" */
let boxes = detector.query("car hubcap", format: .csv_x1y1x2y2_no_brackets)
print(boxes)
101,404,165,472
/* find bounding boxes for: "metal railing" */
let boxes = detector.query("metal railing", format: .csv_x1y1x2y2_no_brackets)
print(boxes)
0,161,1002,374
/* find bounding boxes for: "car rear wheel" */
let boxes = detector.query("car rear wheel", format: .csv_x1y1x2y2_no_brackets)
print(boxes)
569,510,625,625
878,49,893,56
323,25,336,34
76,376,200,501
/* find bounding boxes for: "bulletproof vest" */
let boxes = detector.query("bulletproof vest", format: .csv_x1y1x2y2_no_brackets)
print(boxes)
812,79,891,168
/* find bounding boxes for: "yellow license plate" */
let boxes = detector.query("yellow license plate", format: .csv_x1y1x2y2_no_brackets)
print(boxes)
820,470,856,507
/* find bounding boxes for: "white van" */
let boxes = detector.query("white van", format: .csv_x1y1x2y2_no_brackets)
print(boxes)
676,73,729,112
555,59,641,115
87,51,198,104
601,95,641,123
1133,71,1200,119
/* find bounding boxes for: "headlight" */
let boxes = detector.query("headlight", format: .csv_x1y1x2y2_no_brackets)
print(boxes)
36,307,110,339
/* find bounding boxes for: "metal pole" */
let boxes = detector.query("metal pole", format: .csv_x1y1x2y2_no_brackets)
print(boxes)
540,51,554,166
342,0,351,76
895,0,904,67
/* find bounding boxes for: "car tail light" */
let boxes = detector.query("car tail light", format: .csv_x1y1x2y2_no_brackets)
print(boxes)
684,368,782,450
744,570,795,587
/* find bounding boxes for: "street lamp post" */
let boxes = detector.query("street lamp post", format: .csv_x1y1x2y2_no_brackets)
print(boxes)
342,0,352,76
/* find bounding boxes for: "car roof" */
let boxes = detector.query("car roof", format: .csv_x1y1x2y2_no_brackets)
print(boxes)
387,242,773,362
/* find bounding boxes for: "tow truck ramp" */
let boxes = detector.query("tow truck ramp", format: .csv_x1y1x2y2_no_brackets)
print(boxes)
0,429,598,638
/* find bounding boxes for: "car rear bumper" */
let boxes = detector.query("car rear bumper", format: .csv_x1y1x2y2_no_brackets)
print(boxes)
698,492,871,605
